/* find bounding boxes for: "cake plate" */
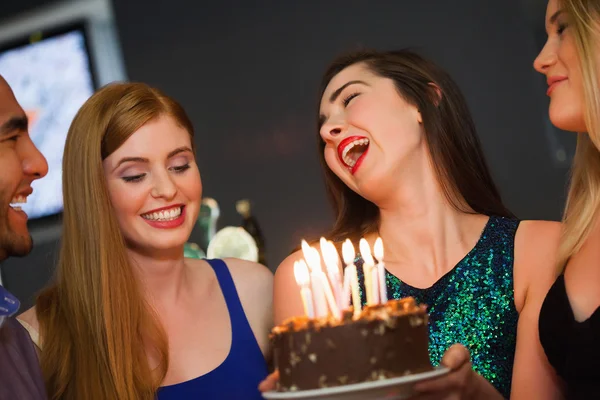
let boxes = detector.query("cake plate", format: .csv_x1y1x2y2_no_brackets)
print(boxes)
262,366,449,400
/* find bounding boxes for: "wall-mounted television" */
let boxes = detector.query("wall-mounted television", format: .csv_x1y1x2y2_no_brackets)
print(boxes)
0,22,96,220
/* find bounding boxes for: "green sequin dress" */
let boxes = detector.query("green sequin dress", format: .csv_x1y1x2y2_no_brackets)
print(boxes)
356,216,519,399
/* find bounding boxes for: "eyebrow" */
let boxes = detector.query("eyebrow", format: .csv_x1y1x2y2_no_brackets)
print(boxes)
0,116,28,138
114,146,193,170
549,9,564,24
329,80,368,103
318,80,369,128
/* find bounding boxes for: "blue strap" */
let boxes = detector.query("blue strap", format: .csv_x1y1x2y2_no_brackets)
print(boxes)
156,259,267,399
204,259,249,348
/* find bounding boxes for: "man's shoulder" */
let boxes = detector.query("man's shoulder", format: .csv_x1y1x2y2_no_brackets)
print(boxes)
0,318,47,399
1,317,37,358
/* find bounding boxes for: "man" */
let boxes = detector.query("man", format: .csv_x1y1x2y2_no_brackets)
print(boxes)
0,75,48,399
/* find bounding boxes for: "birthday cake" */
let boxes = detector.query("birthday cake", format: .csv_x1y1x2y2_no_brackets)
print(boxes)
270,296,433,392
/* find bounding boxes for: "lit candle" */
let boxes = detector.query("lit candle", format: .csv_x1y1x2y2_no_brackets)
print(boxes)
341,266,352,310
301,240,340,319
320,238,344,311
293,260,314,318
374,237,388,304
342,239,362,318
311,246,341,319
359,238,379,306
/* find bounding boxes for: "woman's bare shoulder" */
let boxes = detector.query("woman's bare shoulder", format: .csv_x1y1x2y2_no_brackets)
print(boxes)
513,220,562,311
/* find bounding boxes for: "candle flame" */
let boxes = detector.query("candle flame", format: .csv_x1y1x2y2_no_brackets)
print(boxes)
342,239,355,265
321,240,340,273
301,239,311,260
359,238,375,265
319,237,328,253
294,260,310,286
301,240,322,272
374,237,384,261
310,247,323,271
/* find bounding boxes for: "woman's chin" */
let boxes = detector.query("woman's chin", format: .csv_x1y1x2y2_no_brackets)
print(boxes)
549,104,587,133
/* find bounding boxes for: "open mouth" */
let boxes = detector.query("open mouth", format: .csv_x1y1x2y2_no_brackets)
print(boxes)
338,136,370,170
9,195,27,212
141,205,184,222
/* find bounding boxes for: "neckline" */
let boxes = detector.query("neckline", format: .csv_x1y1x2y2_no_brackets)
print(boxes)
159,260,233,390
384,216,493,291
557,274,600,324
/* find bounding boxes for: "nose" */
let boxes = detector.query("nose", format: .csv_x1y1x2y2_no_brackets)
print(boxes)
151,169,177,200
319,115,345,142
534,40,556,74
21,136,48,180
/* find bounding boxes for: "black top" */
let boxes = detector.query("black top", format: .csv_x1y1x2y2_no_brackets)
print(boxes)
539,274,600,399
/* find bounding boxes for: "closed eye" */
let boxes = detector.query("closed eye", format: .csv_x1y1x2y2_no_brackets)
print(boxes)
171,163,190,173
342,92,360,107
122,174,145,183
2,134,19,142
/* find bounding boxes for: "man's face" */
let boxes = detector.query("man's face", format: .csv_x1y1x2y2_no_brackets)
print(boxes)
0,76,48,261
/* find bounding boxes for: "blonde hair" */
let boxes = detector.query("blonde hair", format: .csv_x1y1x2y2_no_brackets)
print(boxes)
557,0,600,269
36,82,195,399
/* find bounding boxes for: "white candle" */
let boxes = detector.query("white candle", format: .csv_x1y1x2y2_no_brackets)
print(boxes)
293,261,314,318
359,238,378,306
342,239,362,318
374,237,388,304
320,238,344,312
311,246,341,320
302,241,340,319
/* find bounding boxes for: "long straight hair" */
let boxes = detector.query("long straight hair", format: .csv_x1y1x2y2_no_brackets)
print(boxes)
556,0,600,269
36,82,195,399
317,49,514,244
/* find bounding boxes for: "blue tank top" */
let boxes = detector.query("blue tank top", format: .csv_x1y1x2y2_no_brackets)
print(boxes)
157,259,268,400
355,216,519,399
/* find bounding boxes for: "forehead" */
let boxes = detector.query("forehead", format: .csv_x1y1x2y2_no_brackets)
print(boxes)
0,78,25,123
546,0,559,22
320,63,375,104
111,115,191,157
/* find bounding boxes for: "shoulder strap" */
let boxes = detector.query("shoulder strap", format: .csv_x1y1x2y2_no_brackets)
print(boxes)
204,259,247,336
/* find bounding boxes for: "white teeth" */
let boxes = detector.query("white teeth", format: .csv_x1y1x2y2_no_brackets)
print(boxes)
9,195,27,210
10,195,27,205
142,206,182,221
341,138,369,167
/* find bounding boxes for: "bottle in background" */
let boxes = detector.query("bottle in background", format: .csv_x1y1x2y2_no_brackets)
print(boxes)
236,199,267,267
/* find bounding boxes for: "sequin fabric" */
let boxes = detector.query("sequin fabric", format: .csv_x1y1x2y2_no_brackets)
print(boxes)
355,216,519,399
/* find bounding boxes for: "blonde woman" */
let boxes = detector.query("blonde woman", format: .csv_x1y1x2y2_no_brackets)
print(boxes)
17,83,273,399
534,0,600,398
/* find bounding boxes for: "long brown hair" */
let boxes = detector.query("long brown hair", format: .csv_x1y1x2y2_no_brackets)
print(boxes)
555,0,600,270
36,82,195,399
317,49,514,244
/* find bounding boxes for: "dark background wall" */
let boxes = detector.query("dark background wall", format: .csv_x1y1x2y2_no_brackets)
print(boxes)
1,0,573,309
